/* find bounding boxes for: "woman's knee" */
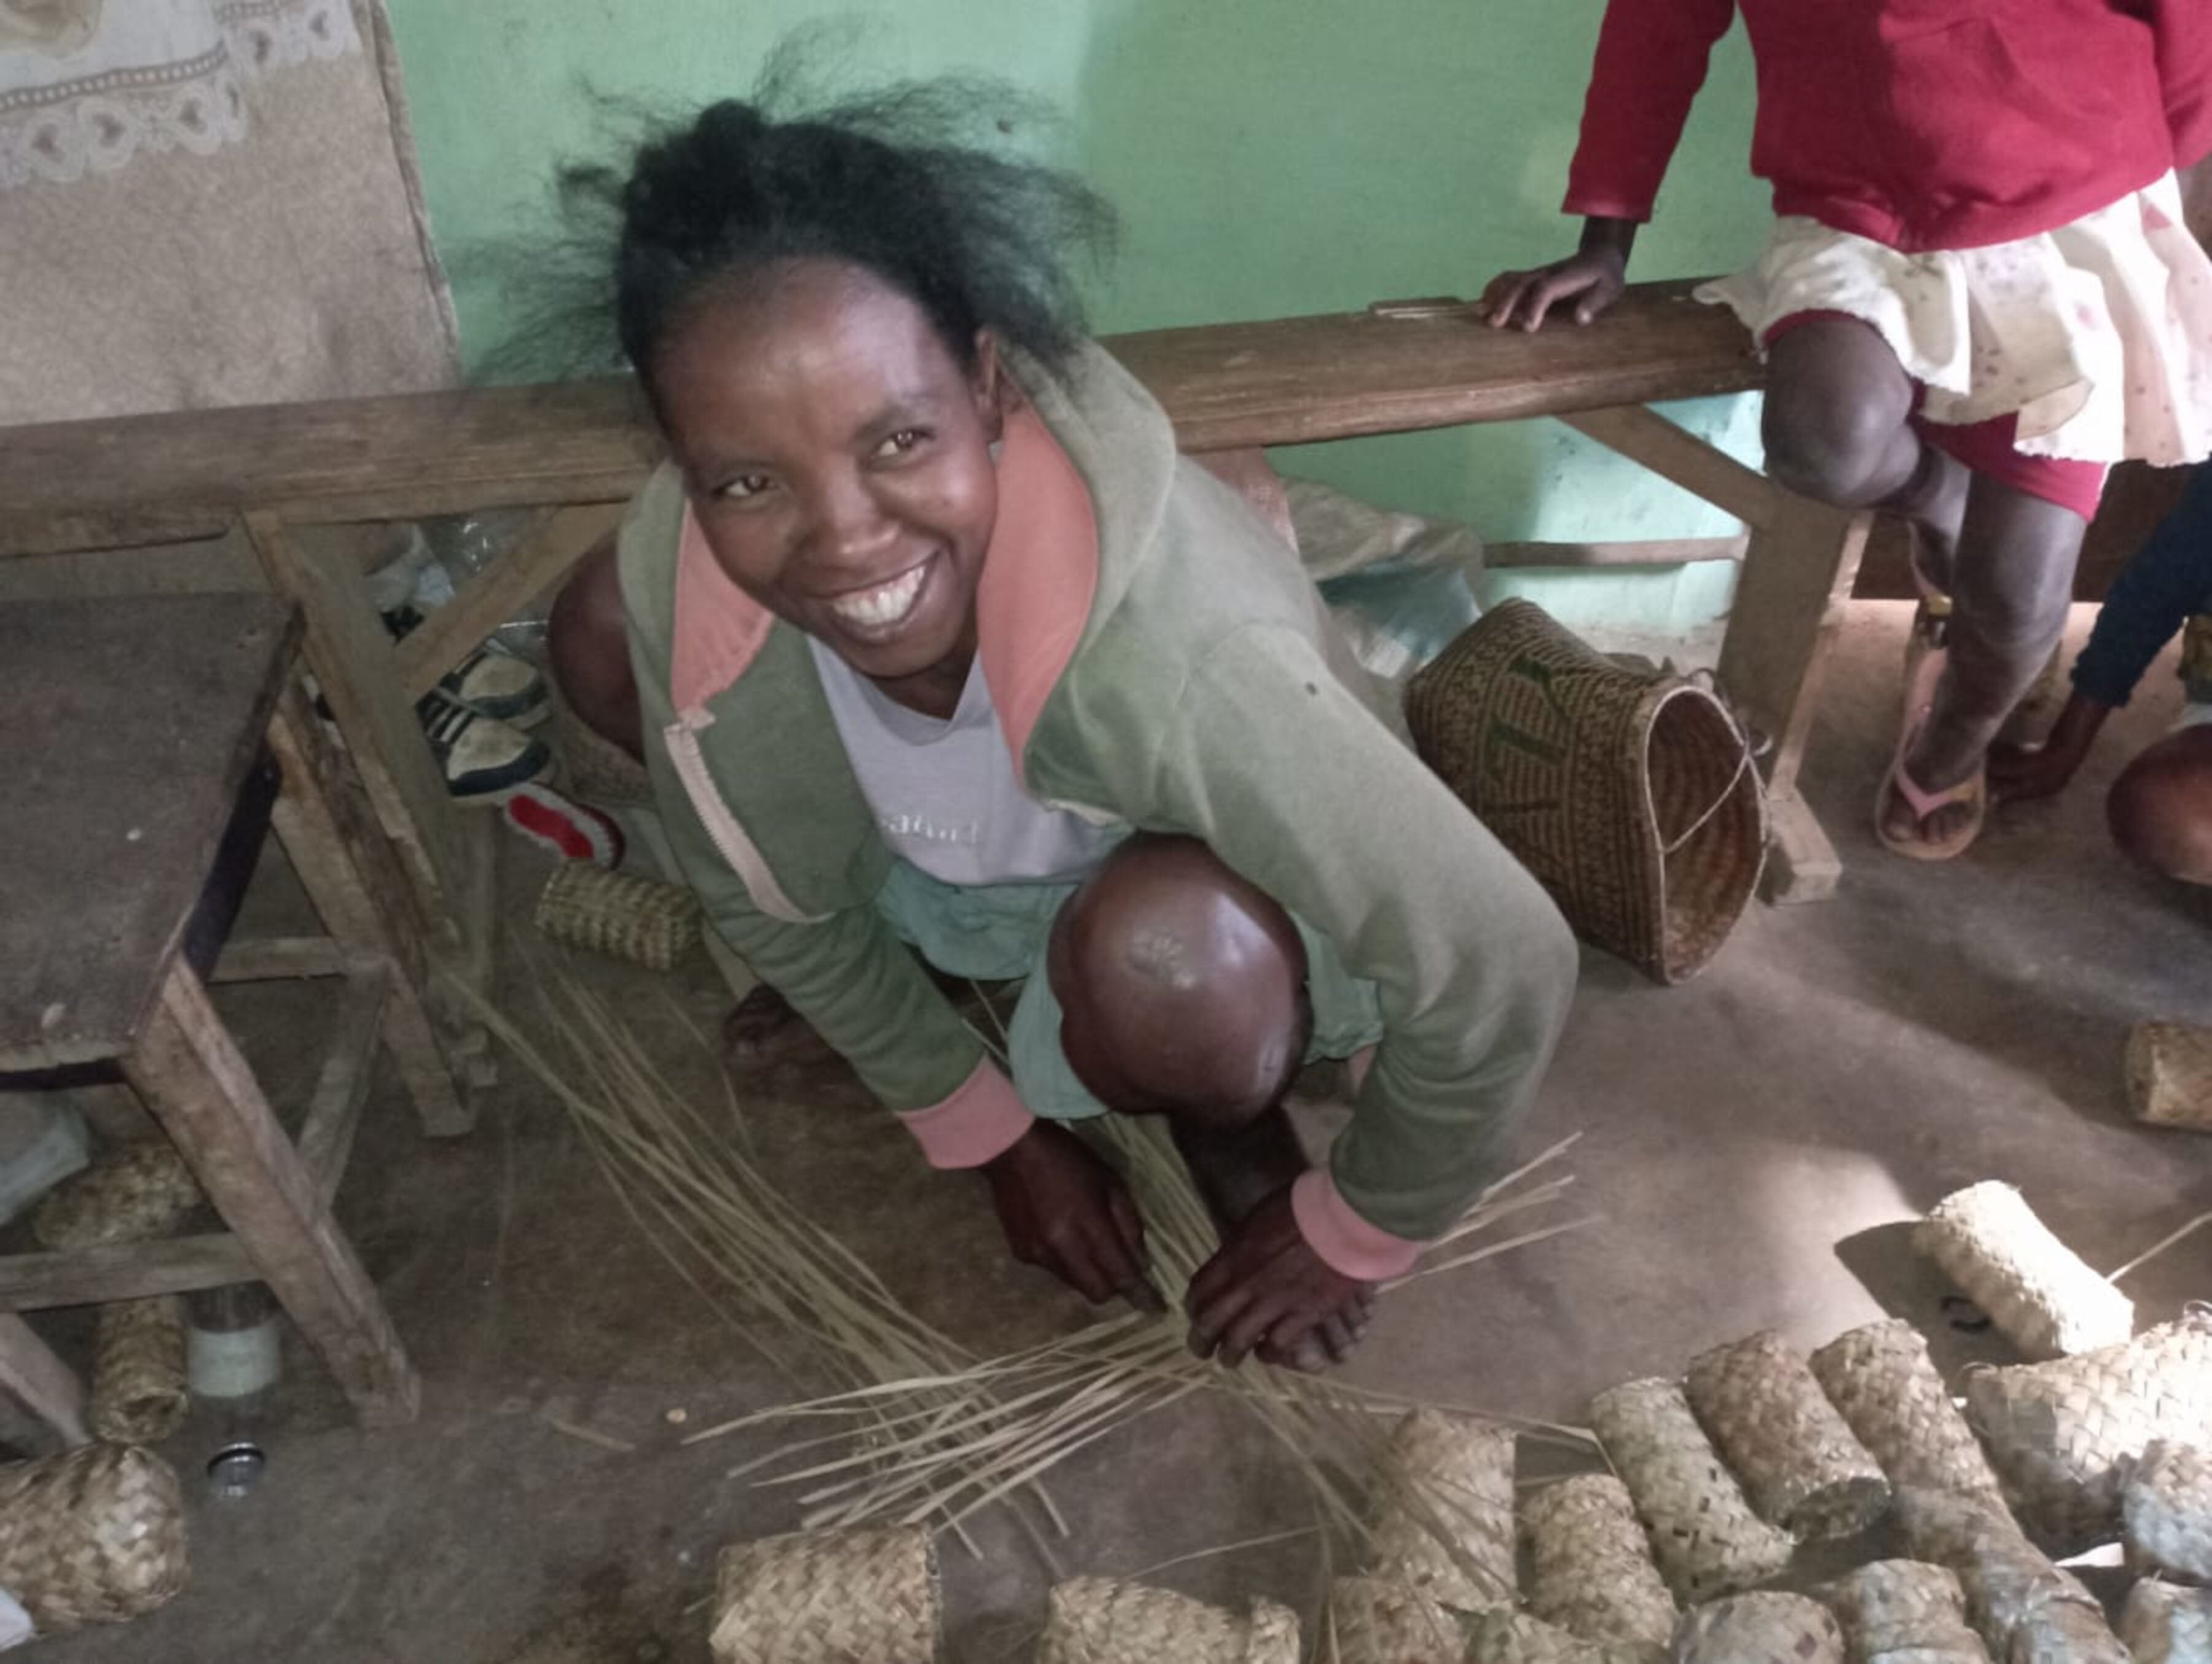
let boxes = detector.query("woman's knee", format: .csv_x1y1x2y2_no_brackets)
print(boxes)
547,535,645,758
1761,323,1916,506
1046,836,1311,1124
2108,732,2212,884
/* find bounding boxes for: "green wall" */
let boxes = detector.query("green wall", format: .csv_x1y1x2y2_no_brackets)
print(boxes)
383,1,1767,629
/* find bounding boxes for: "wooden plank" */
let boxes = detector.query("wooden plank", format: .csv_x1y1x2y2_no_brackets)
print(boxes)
1761,792,1844,906
1559,406,1782,531
297,960,390,1205
266,677,473,1137
0,594,300,1070
246,512,466,952
1720,500,1876,801
123,959,419,1427
1484,535,1746,570
0,1234,256,1309
394,504,624,699
211,938,351,983
0,1314,87,1448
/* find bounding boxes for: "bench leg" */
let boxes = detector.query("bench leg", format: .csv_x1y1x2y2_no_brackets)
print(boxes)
123,960,419,1427
266,675,476,1137
0,1314,87,1451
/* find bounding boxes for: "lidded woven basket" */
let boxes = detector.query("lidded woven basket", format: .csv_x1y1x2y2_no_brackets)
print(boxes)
1520,1474,1675,1654
536,864,701,971
1808,1319,2009,1509
2127,1021,2212,1131
1818,1559,1990,1661
1669,1593,1844,1664
1912,1182,2133,1360
31,1140,201,1250
709,1526,938,1664
0,1443,187,1635
1326,1576,1464,1664
1037,1576,1297,1664
2122,1579,2212,1664
1684,1328,1889,1538
87,1297,187,1446
1404,599,1766,984
2127,1440,2212,1584
1364,1409,1517,1612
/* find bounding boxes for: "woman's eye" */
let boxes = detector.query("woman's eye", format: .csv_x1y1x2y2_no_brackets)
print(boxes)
716,473,774,501
878,428,927,457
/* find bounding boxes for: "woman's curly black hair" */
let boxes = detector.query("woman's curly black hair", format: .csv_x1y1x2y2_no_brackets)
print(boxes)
535,54,1116,398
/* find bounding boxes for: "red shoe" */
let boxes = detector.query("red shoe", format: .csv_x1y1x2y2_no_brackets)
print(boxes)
501,782,624,867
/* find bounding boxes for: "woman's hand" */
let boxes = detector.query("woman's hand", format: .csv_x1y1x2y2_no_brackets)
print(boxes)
1185,1186,1376,1373
1990,691,2109,802
1480,218,1638,332
982,1121,1162,1309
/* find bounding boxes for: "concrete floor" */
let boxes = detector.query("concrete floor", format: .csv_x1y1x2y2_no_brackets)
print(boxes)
34,601,2212,1663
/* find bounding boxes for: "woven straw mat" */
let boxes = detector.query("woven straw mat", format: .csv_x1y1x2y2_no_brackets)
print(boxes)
535,865,701,972
87,1297,187,1446
2128,1021,2212,1131
1037,1577,1297,1664
2128,1441,2212,1584
1326,1576,1464,1664
1819,1560,1990,1661
1365,1409,1517,1612
1912,1182,2134,1360
2123,1580,2212,1664
1964,1313,2212,1553
1588,1378,1794,1603
1520,1474,1675,1654
0,1443,187,1632
31,1140,200,1251
1670,1593,1844,1664
1809,1319,2009,1508
1685,1328,1889,1538
709,1527,937,1664
1403,598,1766,986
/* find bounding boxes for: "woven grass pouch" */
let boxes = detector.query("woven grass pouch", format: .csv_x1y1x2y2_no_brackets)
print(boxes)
1364,1409,1517,1612
1912,1182,2133,1361
1818,1560,1991,1662
709,1526,938,1664
0,1443,187,1635
1037,1577,1297,1664
1671,1593,1845,1664
1404,599,1766,984
1326,1576,1464,1664
536,865,702,972
1520,1474,1676,1655
87,1297,187,1446
2124,1580,2212,1664
2128,1441,2212,1584
1894,1486,2121,1660
1684,1328,1890,1539
2128,1021,2212,1132
1808,1319,2009,1510
1462,1610,1647,1663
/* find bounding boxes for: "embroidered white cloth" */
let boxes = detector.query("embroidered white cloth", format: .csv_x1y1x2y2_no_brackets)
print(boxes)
1701,173,2212,468
0,0,356,189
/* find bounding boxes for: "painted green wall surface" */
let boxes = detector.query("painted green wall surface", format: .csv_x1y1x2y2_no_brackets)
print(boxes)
383,1,1771,631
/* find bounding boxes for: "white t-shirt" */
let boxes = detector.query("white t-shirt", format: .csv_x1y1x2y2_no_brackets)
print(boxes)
808,637,1120,888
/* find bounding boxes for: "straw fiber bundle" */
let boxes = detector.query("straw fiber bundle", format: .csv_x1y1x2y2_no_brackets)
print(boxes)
1684,1329,1889,1538
0,1443,186,1633
1464,1609,1644,1663
1521,1475,1676,1655
1963,1314,2212,1552
1818,1560,1990,1662
87,1297,187,1446
1911,1183,2133,1360
1036,1577,1296,1664
1587,1378,1794,1603
2128,1022,2212,1132
1669,1593,1844,1664
1366,1410,1516,1611
1808,1320,2008,1509
1327,1576,1464,1664
2122,1580,2212,1664
1894,1488,2119,1660
1403,598,1765,985
2128,1442,2212,1584
31,1140,200,1250
709,1526,938,1664
535,865,701,970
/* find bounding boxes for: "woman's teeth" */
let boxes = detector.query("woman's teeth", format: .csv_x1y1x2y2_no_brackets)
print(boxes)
829,563,928,630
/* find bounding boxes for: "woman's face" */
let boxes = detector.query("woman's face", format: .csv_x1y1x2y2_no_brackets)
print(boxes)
651,258,1003,710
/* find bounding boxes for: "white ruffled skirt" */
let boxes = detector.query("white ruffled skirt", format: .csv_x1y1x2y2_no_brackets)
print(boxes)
1700,173,2212,466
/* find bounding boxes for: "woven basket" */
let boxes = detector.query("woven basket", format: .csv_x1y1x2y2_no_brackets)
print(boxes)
1684,1328,1889,1538
1819,1560,1990,1661
2122,1580,2212,1664
1912,1182,2134,1360
31,1140,201,1250
0,1443,187,1633
535,864,701,971
1037,1577,1298,1664
1462,1609,1640,1663
1403,599,1767,985
1520,1475,1675,1654
1365,1409,1518,1612
549,695,654,807
1669,1593,1844,1664
708,1526,938,1664
2127,1442,2212,1584
1587,1378,1794,1603
1326,1576,1464,1664
2127,1022,2212,1132
1894,1487,2114,1658
1964,1314,2212,1553
1809,1319,2009,1509
87,1298,187,1446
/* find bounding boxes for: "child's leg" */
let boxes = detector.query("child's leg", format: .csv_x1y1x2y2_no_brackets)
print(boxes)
1882,477,2087,847
1762,317,1971,583
2108,728,2212,883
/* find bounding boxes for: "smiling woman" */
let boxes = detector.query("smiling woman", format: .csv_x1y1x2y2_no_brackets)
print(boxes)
547,71,1578,1377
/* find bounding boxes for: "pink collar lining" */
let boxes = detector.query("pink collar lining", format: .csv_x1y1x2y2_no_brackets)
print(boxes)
665,401,1099,783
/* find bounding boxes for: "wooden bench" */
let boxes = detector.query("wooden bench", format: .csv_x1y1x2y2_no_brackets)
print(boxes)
0,280,1873,957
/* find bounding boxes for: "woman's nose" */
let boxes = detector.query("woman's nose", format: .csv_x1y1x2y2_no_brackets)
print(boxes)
808,474,897,564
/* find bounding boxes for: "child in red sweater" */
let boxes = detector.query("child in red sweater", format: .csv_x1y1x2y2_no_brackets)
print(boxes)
1486,0,2212,860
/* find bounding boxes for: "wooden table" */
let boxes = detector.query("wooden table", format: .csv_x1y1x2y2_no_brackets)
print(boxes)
0,280,1868,940
0,594,467,1427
